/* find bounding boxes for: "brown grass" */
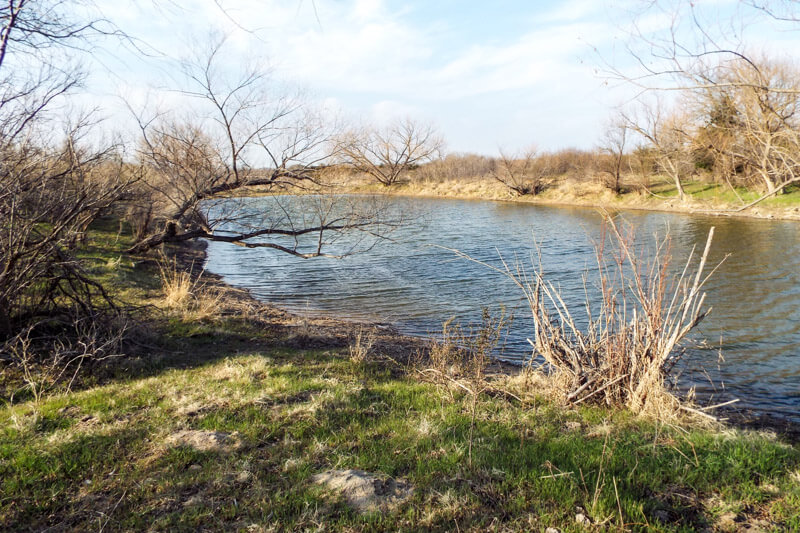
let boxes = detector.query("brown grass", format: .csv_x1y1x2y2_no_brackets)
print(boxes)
158,258,223,320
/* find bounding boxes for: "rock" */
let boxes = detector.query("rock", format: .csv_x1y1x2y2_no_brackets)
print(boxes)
188,464,202,471
311,469,413,514
575,512,591,525
167,430,242,453
545,528,561,533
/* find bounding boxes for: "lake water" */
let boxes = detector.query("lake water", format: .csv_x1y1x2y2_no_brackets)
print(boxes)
204,196,800,420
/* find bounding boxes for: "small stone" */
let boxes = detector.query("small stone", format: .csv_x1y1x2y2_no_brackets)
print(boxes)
188,464,202,471
545,528,561,533
83,479,92,486
575,512,591,525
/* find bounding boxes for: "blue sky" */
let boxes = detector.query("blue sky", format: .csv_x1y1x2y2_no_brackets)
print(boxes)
89,0,800,156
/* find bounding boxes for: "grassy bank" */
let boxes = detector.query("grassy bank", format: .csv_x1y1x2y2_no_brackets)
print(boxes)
1,219,799,532
335,174,800,222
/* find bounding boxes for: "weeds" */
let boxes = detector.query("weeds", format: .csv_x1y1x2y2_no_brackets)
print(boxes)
158,258,223,320
451,216,725,418
349,325,377,363
414,309,510,465
2,314,127,409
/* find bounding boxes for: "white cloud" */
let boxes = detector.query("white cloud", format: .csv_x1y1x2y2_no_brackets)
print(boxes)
369,100,422,124
72,0,656,153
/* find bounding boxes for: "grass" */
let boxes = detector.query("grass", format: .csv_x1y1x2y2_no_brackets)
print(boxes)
2,342,799,531
1,216,799,531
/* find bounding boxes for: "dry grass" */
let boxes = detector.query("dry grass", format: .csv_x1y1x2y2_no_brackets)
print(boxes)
158,259,223,320
451,215,725,419
348,325,377,363
413,310,511,464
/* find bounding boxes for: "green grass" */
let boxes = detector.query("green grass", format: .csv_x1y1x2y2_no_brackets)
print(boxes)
2,337,799,531
1,215,799,531
647,178,800,208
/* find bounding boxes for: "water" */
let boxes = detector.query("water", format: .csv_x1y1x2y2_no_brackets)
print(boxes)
204,195,800,419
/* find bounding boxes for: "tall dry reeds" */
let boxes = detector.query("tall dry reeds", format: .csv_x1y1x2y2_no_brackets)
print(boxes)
452,216,724,417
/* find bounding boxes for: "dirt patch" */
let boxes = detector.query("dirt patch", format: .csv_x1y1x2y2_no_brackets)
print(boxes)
167,429,243,453
311,469,413,513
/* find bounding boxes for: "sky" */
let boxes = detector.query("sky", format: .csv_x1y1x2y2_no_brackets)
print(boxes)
80,0,800,156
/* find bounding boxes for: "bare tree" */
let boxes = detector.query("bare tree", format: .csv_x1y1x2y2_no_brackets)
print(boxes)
598,117,629,194
623,102,693,201
0,1,131,335
130,34,399,257
695,57,800,198
491,147,551,196
607,0,800,207
338,118,444,186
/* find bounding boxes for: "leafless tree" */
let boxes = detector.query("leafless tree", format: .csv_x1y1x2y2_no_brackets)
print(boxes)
0,1,132,335
598,117,629,193
338,118,444,186
491,147,552,196
694,57,800,199
623,102,693,201
607,0,800,207
130,34,400,257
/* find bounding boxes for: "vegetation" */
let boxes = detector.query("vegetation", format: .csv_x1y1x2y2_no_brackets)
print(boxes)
2,1,800,530
1,221,799,532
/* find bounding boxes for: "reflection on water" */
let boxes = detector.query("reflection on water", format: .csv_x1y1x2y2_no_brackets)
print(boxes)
204,196,800,419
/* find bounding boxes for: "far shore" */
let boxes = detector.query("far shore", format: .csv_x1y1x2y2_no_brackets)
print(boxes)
247,174,800,222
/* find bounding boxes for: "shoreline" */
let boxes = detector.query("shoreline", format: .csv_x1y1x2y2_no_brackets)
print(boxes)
191,238,800,442
251,174,800,222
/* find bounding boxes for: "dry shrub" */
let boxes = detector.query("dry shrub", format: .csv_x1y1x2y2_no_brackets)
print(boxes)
158,259,222,320
3,314,128,405
414,310,509,464
348,326,377,363
454,216,723,418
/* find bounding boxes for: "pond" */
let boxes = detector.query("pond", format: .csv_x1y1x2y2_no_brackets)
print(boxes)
204,195,800,420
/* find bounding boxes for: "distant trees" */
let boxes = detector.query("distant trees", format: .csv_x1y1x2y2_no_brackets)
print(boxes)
610,0,800,207
338,118,444,186
696,57,800,197
623,103,693,202
490,147,551,196
598,118,628,194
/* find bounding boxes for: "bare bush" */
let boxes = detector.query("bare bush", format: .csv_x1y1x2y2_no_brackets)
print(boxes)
2,314,127,405
453,218,723,418
0,123,131,334
491,147,552,196
348,325,377,363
